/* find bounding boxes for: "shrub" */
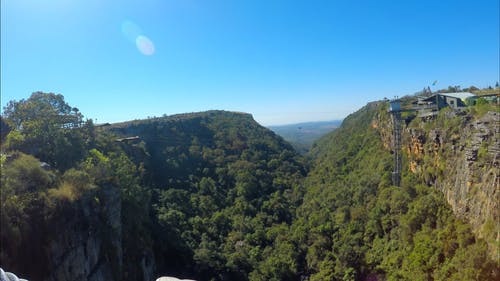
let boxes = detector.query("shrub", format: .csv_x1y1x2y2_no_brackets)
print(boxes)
1,152,54,194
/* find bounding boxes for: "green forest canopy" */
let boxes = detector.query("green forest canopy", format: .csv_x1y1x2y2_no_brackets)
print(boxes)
1,92,498,280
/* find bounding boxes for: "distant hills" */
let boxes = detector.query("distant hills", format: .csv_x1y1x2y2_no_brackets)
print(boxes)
268,120,342,154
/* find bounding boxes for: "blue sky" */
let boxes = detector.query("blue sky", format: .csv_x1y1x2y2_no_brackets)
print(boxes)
1,0,499,125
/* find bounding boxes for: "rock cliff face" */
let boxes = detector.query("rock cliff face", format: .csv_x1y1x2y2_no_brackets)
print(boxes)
46,185,124,281
377,108,499,258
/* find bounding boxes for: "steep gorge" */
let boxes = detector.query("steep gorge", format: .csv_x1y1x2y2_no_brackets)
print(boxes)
1,93,498,280
406,110,498,256
375,106,499,258
297,101,498,280
1,109,308,281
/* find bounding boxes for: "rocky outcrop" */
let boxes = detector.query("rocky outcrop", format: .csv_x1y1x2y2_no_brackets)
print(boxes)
403,110,499,258
46,185,123,281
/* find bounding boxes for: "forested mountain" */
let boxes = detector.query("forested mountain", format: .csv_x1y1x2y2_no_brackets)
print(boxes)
1,92,498,281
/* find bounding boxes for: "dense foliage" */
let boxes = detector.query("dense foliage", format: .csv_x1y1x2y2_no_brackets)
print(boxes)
1,94,307,280
1,92,498,280
106,111,307,280
2,92,94,171
290,102,498,280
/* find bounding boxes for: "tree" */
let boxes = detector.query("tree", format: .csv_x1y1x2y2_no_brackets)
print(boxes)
2,92,93,170
0,117,11,142
3,92,83,130
465,86,479,92
445,86,461,93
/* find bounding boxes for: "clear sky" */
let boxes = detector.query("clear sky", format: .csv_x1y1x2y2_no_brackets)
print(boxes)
1,0,499,125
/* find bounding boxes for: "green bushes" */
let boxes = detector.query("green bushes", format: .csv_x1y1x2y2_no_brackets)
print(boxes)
468,98,498,117
47,169,93,202
1,153,54,194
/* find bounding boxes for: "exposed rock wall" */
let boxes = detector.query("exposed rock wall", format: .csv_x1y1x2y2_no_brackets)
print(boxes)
398,110,498,258
46,185,123,281
374,106,499,258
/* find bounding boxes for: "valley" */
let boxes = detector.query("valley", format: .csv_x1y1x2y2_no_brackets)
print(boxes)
1,92,498,280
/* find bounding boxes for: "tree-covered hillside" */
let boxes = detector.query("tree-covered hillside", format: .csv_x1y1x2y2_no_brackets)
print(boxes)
290,101,498,280
0,93,307,280
105,110,308,280
1,92,498,281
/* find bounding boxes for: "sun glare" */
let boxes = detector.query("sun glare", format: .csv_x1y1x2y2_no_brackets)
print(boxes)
136,35,155,56
121,20,155,56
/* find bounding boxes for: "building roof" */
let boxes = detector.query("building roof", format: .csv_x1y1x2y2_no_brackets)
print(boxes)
439,92,475,100
422,92,476,102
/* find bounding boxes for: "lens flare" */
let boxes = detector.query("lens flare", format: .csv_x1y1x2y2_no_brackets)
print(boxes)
121,20,156,56
121,20,142,43
136,35,155,56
